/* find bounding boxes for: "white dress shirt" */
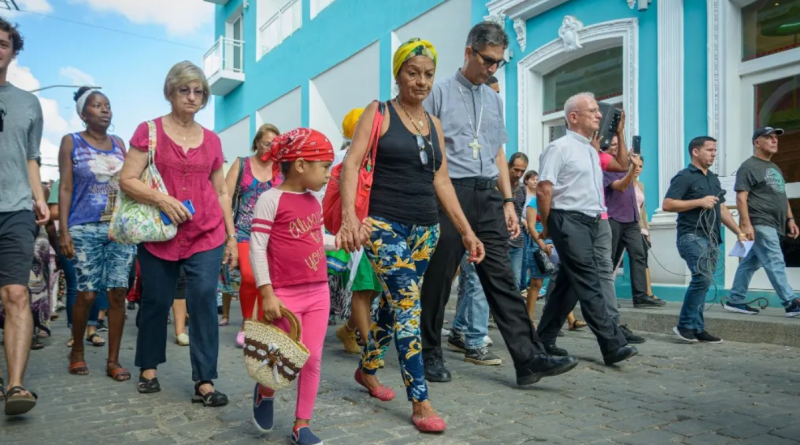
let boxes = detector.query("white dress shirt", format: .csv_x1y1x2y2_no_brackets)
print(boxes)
538,130,606,217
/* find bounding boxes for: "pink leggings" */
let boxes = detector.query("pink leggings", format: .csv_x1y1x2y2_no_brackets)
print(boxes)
260,281,330,420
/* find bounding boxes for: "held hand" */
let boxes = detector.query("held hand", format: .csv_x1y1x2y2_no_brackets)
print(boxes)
59,230,75,259
541,243,554,256
740,221,755,241
223,238,239,269
338,213,363,253
360,218,373,245
617,109,626,135
261,292,284,323
629,154,642,169
788,219,799,239
504,203,521,239
158,195,192,225
462,232,485,264
590,132,602,151
737,232,749,245
698,195,719,210
33,200,49,226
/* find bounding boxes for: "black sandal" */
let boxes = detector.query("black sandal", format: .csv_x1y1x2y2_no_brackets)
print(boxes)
86,333,105,347
137,374,161,394
192,380,228,407
4,386,38,416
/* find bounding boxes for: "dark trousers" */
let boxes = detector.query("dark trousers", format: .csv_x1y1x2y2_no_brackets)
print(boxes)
135,244,223,381
420,180,543,366
609,218,648,300
537,211,627,355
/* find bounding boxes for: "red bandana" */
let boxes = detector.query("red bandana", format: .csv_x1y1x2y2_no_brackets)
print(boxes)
262,128,334,179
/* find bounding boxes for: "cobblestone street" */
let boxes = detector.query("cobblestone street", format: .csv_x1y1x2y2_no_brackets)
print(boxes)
2,302,800,445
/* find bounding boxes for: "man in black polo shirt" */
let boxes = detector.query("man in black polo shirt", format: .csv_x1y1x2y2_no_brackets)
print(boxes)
662,136,747,344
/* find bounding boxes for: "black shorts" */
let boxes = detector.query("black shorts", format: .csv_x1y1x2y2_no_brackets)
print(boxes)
0,210,36,288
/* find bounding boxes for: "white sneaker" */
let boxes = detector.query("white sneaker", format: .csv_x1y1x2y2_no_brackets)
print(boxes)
441,328,451,337
483,335,493,347
175,332,190,346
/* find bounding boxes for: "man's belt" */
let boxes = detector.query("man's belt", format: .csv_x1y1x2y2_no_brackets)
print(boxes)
451,177,498,190
553,209,602,223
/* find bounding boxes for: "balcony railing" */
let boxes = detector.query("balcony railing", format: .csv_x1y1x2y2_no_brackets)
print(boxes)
310,0,335,19
203,37,245,96
259,0,302,57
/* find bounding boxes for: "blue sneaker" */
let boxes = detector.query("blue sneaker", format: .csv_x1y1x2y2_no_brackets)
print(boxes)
723,302,760,315
292,426,323,445
786,299,800,318
252,384,274,432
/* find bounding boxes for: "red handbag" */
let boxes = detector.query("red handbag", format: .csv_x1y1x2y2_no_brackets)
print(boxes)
323,101,386,234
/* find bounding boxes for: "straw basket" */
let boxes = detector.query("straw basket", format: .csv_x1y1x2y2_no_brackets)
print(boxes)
243,305,310,390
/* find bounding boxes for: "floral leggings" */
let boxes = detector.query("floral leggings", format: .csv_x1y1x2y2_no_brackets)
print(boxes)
360,216,440,403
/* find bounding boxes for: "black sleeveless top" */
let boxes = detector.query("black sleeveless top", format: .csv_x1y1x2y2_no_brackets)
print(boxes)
369,103,443,226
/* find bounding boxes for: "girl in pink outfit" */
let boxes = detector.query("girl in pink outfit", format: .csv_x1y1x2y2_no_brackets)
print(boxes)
248,128,366,445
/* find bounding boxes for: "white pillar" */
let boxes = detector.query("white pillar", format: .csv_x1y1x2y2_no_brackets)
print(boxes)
657,0,685,203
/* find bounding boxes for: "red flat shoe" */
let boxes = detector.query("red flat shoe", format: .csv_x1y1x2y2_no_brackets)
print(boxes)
412,414,446,433
354,368,395,401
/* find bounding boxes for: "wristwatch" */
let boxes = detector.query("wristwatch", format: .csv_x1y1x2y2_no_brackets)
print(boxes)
226,234,237,240
503,198,515,204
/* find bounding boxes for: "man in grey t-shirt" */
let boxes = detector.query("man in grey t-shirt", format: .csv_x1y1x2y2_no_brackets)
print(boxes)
0,18,48,416
724,127,800,317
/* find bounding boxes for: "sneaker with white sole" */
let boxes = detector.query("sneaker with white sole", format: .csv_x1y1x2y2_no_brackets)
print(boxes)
695,330,723,343
464,346,502,366
441,327,451,337
723,302,760,315
673,326,698,343
252,384,274,432
483,335,493,347
292,426,323,445
785,299,800,318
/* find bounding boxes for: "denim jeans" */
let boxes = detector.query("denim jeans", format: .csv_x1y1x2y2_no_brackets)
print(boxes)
677,234,717,331
452,254,489,348
508,245,524,290
729,225,797,307
135,244,223,381
59,248,100,328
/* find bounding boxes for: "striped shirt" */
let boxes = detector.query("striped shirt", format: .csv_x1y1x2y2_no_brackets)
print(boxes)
249,188,337,289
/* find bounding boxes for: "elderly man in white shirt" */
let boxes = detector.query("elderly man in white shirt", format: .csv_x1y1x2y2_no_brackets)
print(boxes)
535,92,637,366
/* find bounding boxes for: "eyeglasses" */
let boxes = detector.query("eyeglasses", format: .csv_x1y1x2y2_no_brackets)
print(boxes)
415,134,429,166
573,108,601,115
177,87,207,97
472,48,506,69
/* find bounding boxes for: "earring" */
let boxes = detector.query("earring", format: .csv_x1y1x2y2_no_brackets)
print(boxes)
82,120,87,128
109,123,115,132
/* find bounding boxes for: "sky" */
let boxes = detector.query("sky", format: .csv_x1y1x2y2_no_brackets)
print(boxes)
3,0,217,181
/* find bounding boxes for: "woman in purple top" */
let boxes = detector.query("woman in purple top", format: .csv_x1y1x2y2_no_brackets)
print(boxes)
58,87,135,381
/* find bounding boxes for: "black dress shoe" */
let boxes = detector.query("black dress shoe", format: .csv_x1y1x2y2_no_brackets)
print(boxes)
543,343,569,357
424,356,452,382
515,354,579,386
603,345,638,366
192,381,229,407
633,295,664,308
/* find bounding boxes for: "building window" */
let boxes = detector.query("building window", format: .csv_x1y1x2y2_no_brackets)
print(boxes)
259,0,302,58
541,47,624,115
310,0,335,19
742,0,800,61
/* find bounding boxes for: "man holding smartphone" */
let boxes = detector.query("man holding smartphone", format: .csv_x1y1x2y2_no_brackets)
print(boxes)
602,136,659,308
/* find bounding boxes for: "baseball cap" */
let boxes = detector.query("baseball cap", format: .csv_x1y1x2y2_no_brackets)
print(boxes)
752,126,784,143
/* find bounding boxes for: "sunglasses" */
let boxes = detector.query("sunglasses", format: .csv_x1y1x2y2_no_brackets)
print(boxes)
415,134,429,166
472,48,506,69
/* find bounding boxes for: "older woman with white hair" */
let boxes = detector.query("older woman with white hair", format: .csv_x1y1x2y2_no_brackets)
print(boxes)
119,61,237,406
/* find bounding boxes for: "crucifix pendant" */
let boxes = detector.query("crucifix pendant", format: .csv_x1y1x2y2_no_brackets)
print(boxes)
469,137,482,160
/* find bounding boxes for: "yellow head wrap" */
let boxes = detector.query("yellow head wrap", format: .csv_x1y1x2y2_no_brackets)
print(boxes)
341,108,364,140
392,38,438,78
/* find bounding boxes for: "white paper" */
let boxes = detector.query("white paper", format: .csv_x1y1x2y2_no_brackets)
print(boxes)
728,241,754,258
718,176,738,207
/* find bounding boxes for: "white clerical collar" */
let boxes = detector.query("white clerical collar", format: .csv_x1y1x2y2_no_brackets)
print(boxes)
567,130,591,144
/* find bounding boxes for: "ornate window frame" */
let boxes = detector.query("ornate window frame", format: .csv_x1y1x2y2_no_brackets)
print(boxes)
516,17,639,162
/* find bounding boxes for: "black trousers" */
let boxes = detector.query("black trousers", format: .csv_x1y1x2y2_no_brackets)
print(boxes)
420,179,543,365
609,218,648,300
537,210,627,355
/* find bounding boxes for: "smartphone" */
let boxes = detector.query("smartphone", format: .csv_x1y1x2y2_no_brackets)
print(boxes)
161,200,195,225
632,135,641,155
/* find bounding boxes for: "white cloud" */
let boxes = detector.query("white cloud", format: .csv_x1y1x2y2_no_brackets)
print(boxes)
4,0,53,17
58,66,96,87
8,61,71,172
72,0,213,36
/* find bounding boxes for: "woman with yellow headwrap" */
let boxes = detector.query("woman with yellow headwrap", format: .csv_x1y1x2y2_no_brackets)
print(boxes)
337,38,484,433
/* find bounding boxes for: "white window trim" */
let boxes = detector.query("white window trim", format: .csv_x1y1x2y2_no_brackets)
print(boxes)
257,0,302,59
709,0,800,176
517,18,638,164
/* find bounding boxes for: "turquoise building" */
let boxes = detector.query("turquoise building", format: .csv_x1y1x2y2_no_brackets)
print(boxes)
204,0,800,305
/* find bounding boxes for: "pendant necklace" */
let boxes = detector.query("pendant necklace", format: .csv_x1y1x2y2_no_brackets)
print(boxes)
457,84,484,160
395,98,435,172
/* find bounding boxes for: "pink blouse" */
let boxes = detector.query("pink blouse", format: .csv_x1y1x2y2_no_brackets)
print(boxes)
130,118,225,261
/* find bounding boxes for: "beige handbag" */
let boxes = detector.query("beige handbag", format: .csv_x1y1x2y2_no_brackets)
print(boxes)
243,304,310,390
